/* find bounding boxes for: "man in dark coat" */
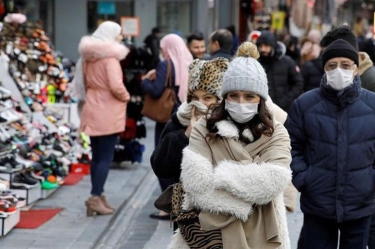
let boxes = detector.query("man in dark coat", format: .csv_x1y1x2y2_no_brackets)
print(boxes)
320,26,375,93
256,31,303,112
285,39,375,249
303,25,375,94
208,29,233,61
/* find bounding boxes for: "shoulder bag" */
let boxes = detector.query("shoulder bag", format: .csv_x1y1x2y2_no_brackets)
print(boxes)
141,60,176,123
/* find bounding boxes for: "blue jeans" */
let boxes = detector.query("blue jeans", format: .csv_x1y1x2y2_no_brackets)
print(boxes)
90,134,118,196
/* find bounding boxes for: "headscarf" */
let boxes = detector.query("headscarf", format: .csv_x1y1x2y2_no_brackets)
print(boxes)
160,34,193,102
92,21,122,42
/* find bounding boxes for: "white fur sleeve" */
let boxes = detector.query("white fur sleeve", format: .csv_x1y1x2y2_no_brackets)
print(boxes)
181,147,253,221
213,160,292,205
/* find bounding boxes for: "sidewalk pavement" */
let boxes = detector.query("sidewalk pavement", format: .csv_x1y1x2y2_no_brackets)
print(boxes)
0,118,304,249
0,121,157,249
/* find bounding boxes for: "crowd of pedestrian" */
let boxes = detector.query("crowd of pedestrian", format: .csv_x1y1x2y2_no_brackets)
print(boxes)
73,13,375,248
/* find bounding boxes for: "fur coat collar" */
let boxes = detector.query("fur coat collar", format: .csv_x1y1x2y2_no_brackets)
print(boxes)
358,52,373,76
78,36,129,62
168,118,292,249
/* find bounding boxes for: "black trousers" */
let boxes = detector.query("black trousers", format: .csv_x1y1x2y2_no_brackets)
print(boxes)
155,122,174,191
368,212,375,249
298,214,371,249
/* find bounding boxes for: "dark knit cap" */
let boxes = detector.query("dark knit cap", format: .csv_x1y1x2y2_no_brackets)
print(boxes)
322,39,359,67
320,25,359,51
256,31,277,48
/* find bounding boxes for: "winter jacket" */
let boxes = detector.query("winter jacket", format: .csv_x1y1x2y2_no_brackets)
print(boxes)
209,49,232,61
259,40,304,112
168,118,292,249
150,113,188,181
79,36,130,136
141,59,180,112
358,52,375,93
285,76,375,222
301,56,324,92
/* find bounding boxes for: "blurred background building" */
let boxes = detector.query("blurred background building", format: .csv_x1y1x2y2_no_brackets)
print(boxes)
1,0,374,61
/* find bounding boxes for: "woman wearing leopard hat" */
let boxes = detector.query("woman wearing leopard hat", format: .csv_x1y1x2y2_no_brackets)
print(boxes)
150,57,229,221
168,42,292,249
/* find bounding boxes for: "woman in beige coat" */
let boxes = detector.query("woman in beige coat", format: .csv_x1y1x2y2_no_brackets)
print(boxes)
78,21,130,216
168,42,292,249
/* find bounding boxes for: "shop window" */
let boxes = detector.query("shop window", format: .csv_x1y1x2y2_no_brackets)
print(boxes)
87,1,134,34
157,0,191,36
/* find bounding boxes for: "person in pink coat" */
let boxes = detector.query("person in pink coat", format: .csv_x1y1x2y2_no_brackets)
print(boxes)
78,21,130,216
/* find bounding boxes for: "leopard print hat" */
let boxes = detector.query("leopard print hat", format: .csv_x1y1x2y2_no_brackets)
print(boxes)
187,57,229,100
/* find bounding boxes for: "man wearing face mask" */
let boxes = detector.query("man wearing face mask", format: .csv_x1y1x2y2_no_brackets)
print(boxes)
285,38,375,249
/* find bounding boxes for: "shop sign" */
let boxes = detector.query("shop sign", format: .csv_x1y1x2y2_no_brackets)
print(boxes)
121,17,140,37
271,11,285,31
97,2,116,15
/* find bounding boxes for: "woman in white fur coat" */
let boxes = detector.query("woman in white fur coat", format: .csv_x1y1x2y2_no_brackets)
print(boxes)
168,42,292,249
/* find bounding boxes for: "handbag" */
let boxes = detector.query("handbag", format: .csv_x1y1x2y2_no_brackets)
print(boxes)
141,59,176,123
154,182,184,217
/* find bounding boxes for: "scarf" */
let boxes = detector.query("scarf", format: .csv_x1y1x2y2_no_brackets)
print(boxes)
69,58,86,101
320,74,361,109
176,101,208,126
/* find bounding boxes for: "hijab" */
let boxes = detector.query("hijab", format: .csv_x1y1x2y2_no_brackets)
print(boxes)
160,34,193,102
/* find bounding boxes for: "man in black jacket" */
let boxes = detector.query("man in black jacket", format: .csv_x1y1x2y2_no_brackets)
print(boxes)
286,39,375,249
297,25,375,249
208,29,233,61
256,31,303,112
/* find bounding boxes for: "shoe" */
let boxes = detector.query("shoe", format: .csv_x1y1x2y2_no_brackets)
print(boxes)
11,172,39,188
100,194,115,212
85,196,113,217
41,180,59,190
149,211,170,220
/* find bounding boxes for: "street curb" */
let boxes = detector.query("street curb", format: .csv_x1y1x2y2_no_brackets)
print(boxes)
92,166,157,249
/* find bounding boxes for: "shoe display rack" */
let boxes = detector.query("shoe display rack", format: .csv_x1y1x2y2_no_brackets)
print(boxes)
0,16,91,237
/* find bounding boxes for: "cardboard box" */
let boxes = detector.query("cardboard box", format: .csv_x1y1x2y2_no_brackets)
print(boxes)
0,209,20,236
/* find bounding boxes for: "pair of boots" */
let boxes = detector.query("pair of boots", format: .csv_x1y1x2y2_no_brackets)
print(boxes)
85,195,115,216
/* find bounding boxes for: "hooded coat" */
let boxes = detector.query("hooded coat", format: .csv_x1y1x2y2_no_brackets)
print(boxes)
168,117,292,249
257,32,304,112
79,36,130,136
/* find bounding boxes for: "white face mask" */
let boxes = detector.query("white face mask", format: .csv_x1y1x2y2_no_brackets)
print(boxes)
326,68,354,91
225,99,258,123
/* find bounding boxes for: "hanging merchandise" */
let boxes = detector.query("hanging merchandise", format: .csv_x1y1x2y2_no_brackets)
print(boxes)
290,0,314,38
112,44,149,165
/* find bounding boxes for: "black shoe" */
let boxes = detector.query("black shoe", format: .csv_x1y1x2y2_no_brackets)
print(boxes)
149,211,170,220
11,172,39,188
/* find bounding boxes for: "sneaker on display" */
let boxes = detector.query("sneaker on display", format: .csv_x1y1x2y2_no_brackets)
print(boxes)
11,172,39,189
